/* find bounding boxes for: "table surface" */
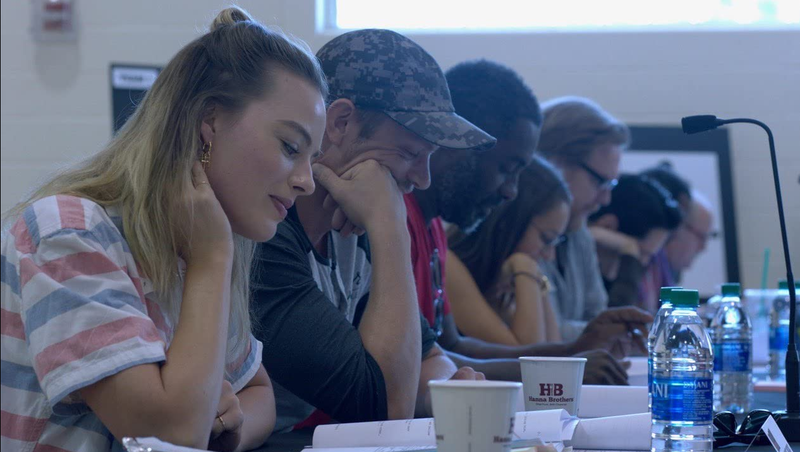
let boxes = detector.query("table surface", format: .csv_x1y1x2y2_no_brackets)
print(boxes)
250,391,798,452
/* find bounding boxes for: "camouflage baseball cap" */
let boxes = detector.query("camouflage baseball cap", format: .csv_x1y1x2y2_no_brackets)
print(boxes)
316,29,496,151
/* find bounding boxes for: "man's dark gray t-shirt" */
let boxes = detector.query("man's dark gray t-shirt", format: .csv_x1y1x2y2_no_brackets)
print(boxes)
251,207,437,432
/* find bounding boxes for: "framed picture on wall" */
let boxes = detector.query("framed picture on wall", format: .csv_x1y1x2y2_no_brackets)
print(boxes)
621,125,739,298
110,64,161,133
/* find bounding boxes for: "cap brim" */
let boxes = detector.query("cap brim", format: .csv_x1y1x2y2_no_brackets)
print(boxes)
384,111,496,151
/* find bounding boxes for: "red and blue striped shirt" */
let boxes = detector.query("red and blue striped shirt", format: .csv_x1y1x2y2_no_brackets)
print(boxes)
1,195,261,451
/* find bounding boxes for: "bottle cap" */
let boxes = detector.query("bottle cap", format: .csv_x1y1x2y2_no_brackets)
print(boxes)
721,283,740,297
659,286,681,303
671,289,699,308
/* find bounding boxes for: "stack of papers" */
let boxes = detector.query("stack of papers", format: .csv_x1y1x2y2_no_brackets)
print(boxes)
577,385,648,418
309,409,576,451
305,410,651,451
571,413,651,450
124,386,653,452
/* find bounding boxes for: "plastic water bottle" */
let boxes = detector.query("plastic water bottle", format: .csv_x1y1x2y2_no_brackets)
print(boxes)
711,283,752,413
768,280,794,380
651,289,713,452
648,286,681,410
700,294,723,327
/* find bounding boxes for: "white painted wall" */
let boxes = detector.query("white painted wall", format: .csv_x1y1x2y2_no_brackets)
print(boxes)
2,0,798,290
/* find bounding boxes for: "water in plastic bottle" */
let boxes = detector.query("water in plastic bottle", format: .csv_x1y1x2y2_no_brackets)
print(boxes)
711,283,752,413
768,280,796,380
648,286,681,410
651,289,713,452
699,294,723,328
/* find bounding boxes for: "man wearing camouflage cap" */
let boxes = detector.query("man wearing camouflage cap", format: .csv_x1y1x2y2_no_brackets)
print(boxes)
250,29,494,432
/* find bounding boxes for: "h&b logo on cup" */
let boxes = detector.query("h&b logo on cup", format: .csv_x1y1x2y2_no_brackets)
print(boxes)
519,357,587,416
539,383,564,396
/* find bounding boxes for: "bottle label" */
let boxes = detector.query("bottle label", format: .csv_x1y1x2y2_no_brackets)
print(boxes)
713,342,751,372
769,325,789,351
651,377,713,422
647,357,653,408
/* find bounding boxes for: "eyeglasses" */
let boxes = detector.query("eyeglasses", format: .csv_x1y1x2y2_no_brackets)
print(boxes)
430,248,444,337
713,409,773,447
685,222,719,243
578,162,618,192
530,223,565,249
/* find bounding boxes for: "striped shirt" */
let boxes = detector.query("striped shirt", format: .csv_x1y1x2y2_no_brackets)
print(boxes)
1,195,262,452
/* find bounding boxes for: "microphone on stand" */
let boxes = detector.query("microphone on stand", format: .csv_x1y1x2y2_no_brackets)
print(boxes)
682,115,799,439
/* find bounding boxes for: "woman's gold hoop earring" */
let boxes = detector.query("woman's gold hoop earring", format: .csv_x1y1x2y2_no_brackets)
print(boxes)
201,141,212,171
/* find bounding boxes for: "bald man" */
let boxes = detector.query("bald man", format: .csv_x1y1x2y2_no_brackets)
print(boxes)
665,191,715,279
639,162,717,312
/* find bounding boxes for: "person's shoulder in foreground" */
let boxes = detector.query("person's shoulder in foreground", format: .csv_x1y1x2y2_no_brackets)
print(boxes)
2,193,262,449
2,195,150,451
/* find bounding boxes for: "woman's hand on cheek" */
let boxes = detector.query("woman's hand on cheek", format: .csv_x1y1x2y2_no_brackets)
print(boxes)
182,161,234,263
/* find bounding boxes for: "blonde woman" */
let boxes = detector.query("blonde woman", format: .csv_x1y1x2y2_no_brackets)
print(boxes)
1,7,326,452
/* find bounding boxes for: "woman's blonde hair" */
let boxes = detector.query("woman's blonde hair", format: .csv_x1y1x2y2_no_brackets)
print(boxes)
3,6,327,358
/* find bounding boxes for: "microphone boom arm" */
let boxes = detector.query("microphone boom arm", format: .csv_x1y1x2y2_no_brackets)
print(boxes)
682,115,799,438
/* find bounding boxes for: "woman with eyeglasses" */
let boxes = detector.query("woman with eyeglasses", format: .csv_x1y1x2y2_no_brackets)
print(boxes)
446,157,571,346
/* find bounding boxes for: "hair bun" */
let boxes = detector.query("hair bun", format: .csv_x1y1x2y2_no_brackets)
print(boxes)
210,6,253,31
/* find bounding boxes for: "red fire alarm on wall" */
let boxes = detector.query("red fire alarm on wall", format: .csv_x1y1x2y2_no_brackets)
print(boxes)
32,0,77,41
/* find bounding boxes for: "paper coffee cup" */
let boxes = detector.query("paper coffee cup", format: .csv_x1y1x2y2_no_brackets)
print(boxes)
519,357,587,415
429,380,522,452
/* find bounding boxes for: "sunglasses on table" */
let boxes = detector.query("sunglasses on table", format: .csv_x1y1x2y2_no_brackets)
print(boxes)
713,409,773,448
